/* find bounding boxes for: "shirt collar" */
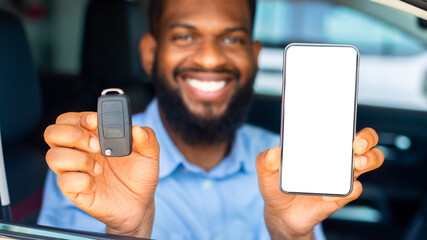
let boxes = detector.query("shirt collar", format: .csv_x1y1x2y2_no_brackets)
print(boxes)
139,99,256,179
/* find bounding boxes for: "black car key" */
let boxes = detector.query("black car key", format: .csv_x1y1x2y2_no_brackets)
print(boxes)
97,88,132,157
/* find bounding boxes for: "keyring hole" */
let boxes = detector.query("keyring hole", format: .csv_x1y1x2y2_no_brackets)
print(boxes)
105,91,120,95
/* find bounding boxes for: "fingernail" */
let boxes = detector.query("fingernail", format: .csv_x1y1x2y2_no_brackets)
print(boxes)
94,162,102,175
266,148,279,170
266,156,275,170
90,136,100,152
357,156,367,169
358,138,368,151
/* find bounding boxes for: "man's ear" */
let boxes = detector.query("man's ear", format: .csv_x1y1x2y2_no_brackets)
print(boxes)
252,40,262,71
139,33,157,76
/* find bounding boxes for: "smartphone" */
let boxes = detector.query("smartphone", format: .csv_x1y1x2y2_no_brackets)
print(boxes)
279,43,359,197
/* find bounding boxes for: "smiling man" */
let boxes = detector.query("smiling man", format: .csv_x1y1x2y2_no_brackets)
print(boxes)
38,0,384,239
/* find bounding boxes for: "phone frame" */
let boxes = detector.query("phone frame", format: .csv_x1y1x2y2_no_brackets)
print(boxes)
278,43,360,197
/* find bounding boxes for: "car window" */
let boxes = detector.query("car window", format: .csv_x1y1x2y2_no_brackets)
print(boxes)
254,0,425,55
1,0,89,75
253,0,427,112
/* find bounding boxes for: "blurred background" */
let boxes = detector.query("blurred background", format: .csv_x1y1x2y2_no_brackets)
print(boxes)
0,0,426,239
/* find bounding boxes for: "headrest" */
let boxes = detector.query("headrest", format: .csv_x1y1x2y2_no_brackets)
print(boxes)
81,0,149,88
0,10,42,145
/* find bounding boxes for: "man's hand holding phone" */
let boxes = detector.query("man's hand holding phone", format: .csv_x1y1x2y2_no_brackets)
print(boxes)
256,127,384,240
44,112,160,238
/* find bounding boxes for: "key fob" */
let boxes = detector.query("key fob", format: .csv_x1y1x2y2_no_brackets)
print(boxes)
97,88,132,157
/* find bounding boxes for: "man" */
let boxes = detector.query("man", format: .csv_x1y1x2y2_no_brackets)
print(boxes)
39,0,384,239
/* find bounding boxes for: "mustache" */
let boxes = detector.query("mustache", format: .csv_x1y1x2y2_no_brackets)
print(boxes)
173,67,240,81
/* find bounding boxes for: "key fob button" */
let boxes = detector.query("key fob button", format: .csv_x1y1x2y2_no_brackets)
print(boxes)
102,112,124,126
104,125,125,139
102,101,123,111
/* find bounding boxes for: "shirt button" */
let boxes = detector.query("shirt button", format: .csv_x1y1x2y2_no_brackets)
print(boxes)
213,237,222,240
202,179,212,189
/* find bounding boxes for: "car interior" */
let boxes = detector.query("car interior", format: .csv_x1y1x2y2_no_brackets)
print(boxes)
0,0,426,239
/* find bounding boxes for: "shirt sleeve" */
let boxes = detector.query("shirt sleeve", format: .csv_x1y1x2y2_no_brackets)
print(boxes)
314,223,326,240
37,169,106,233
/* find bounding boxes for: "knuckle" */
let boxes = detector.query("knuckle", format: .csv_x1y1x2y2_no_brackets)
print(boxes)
46,149,55,170
364,127,375,134
43,125,52,139
55,112,74,124
366,127,379,143
44,125,56,144
82,176,92,189
55,114,65,124
71,127,85,142
348,181,363,201
45,148,65,174
45,148,56,166
58,174,78,193
57,174,68,190
366,149,375,158
79,153,93,171
362,148,384,171
79,113,89,127
374,148,385,163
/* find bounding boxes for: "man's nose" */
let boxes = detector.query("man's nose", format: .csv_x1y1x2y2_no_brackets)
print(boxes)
192,39,228,70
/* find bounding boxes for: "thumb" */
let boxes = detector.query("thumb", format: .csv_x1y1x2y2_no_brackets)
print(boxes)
132,126,160,160
256,147,281,178
256,147,286,203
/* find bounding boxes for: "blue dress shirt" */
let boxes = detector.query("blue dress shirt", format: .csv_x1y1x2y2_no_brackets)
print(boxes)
38,99,325,240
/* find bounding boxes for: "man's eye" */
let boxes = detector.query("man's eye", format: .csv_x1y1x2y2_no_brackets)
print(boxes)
223,36,244,45
173,35,194,42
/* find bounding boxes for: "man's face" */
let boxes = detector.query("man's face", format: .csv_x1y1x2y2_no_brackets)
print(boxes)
152,0,260,120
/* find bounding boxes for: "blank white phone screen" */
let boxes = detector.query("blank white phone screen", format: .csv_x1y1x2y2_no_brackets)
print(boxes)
280,44,359,196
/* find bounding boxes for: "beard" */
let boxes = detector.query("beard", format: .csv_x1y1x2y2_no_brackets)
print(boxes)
152,60,256,145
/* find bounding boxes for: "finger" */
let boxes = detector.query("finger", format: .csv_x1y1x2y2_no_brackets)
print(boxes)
353,128,379,154
56,112,98,131
58,172,95,195
46,147,102,176
44,124,100,152
322,180,363,207
132,126,160,160
354,148,384,179
256,147,281,178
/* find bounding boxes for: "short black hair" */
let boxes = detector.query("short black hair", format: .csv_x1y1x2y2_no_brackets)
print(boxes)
148,0,257,39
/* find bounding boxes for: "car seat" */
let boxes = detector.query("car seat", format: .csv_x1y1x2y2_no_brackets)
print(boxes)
0,10,47,223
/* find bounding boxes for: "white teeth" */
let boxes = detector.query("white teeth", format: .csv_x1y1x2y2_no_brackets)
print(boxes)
186,78,227,92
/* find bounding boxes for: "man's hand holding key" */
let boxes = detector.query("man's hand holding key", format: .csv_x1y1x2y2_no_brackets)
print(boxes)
44,112,160,238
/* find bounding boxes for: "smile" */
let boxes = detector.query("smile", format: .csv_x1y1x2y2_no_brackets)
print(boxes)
178,71,236,101
185,78,227,92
